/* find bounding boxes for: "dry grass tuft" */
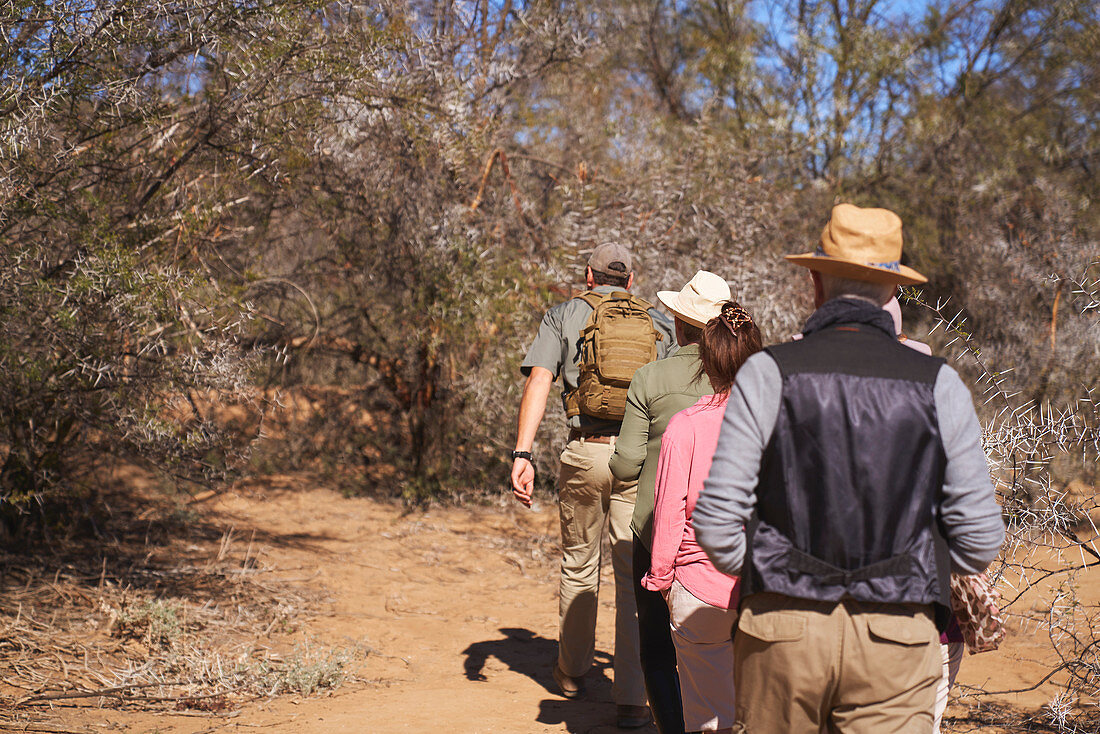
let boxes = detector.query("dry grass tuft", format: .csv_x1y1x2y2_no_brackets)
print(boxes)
0,493,359,729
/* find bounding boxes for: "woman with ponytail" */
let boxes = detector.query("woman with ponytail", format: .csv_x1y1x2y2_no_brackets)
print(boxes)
640,301,762,734
610,271,731,734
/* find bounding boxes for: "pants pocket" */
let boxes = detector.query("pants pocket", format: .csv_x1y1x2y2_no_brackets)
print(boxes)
865,612,937,646
736,606,807,643
558,443,601,502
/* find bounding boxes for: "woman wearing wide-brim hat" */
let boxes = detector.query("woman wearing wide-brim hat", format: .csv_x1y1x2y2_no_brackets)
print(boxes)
610,269,732,734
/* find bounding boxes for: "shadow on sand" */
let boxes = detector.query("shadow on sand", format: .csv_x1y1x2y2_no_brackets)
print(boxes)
462,627,653,733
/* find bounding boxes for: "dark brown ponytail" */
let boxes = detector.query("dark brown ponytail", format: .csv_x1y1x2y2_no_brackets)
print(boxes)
697,300,762,395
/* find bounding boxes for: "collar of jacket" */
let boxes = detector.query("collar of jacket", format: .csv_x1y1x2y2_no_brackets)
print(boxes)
801,297,896,340
675,343,700,356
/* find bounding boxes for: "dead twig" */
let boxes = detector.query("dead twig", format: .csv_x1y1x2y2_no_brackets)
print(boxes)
15,681,186,706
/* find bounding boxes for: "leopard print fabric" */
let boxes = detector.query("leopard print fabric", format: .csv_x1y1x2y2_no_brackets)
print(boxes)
949,572,1006,655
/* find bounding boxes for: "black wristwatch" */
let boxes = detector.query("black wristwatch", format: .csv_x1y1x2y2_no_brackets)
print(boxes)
511,450,533,462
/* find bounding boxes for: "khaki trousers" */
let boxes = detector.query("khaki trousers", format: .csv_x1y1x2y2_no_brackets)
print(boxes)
557,437,645,706
734,592,941,734
668,579,739,731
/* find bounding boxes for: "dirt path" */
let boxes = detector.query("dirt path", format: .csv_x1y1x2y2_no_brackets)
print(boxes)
50,483,1088,733
56,484,644,733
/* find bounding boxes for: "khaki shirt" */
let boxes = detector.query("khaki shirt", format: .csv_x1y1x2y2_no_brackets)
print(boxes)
608,343,713,548
521,285,676,433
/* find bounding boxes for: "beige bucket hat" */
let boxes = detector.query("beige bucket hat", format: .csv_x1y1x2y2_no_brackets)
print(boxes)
785,203,927,285
657,271,731,328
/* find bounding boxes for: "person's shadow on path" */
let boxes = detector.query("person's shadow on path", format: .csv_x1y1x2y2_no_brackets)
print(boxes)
463,628,640,733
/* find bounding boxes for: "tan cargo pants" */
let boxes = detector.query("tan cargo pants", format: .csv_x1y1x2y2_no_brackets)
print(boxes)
557,436,646,707
733,592,941,733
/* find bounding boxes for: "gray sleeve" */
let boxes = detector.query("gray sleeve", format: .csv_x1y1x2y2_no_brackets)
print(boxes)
695,352,782,576
521,308,564,378
650,309,676,358
935,364,1005,574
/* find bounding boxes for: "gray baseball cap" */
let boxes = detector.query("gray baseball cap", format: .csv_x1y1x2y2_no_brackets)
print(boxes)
588,242,633,276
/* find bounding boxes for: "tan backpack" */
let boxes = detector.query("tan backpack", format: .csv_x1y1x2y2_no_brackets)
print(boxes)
565,290,663,421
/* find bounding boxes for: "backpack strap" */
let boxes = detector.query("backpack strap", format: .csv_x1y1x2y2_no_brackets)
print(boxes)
573,290,607,310
621,292,654,311
574,290,655,311
564,291,604,418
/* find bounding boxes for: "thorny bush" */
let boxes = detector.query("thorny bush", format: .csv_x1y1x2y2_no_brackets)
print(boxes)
904,261,1099,730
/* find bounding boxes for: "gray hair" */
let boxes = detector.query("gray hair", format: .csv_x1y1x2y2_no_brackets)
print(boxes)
818,273,896,306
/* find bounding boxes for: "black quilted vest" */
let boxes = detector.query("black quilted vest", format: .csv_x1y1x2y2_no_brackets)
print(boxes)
741,298,951,607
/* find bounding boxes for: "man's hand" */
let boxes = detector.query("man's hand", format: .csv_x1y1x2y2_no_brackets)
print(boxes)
511,457,535,507
511,367,552,510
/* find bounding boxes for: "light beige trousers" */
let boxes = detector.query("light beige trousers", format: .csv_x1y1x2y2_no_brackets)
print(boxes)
733,592,941,733
668,579,739,731
557,436,645,706
932,641,964,732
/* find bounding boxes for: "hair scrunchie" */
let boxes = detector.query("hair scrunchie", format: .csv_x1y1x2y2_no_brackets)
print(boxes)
720,301,754,334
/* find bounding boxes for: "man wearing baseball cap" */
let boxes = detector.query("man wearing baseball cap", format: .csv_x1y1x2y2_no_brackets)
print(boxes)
694,204,1004,731
511,243,674,728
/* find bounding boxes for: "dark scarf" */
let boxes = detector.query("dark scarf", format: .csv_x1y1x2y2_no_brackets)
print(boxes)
802,297,896,339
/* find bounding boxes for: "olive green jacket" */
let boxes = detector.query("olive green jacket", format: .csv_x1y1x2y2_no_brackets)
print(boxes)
608,343,713,549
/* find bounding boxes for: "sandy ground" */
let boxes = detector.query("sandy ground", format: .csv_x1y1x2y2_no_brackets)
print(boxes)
30,481,1096,733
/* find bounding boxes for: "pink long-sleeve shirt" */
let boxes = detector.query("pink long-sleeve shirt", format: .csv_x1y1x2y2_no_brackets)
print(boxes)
641,395,739,610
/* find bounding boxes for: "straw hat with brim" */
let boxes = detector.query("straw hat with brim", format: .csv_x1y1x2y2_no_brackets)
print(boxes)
657,270,731,329
785,203,927,285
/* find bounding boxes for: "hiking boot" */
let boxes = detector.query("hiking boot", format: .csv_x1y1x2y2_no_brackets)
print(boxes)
616,704,651,729
552,661,585,699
